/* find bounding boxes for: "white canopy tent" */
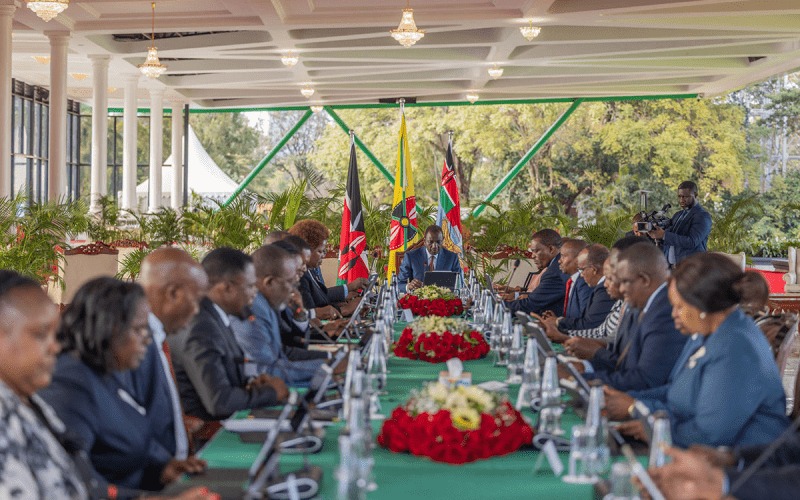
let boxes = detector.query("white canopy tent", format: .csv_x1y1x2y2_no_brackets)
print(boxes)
136,125,240,211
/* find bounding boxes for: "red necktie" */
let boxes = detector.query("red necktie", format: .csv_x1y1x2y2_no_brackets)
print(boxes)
563,277,573,316
429,255,435,271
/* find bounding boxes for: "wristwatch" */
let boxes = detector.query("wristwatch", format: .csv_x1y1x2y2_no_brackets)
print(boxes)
627,401,637,418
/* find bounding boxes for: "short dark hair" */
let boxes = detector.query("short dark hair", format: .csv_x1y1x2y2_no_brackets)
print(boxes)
264,230,289,245
532,229,562,249
618,241,668,276
283,234,311,252
252,244,291,279
0,270,40,305
58,277,145,374
737,270,770,313
272,240,301,256
678,181,698,195
672,252,744,313
424,225,443,237
584,244,610,267
201,247,253,287
612,235,651,252
562,238,588,253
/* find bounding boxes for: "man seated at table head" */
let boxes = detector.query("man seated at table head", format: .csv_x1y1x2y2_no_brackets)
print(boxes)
558,238,591,319
507,228,570,315
577,241,688,391
169,246,289,422
538,244,616,343
120,247,208,463
397,224,461,292
230,244,340,387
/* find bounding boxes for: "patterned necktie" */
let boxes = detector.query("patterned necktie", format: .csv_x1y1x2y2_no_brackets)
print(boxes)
429,255,435,271
563,277,573,316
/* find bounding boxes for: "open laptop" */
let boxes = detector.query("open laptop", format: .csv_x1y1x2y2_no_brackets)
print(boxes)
422,270,458,290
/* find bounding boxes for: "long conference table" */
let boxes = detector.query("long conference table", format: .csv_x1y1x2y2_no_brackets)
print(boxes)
198,324,599,500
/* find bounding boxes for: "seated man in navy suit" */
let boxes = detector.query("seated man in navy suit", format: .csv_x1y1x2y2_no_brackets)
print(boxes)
576,241,688,392
507,229,570,316
538,244,616,343
556,238,591,319
645,180,712,266
397,225,461,292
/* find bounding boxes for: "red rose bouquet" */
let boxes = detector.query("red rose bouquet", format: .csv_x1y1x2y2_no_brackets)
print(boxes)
377,382,534,464
393,317,490,363
398,285,464,317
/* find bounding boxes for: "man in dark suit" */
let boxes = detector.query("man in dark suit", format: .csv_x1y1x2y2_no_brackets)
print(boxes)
507,229,570,315
558,238,592,319
397,225,462,292
121,248,208,465
538,244,616,343
647,180,712,266
580,242,687,391
170,247,289,422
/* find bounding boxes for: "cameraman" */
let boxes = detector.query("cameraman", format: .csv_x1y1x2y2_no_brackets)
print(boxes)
647,181,712,266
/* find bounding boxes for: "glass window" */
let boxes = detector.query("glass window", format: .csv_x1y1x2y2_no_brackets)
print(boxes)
13,96,21,153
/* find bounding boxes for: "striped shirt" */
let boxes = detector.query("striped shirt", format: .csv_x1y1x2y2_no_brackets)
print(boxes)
568,299,623,340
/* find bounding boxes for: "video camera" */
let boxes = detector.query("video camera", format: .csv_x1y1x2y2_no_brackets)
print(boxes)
635,203,672,233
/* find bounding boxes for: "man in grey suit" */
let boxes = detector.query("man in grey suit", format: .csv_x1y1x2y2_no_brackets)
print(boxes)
170,247,289,422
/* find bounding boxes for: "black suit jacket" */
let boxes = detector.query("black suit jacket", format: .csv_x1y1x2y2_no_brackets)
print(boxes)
298,270,346,310
169,297,279,421
559,279,617,332
508,254,570,315
278,308,329,359
590,303,638,372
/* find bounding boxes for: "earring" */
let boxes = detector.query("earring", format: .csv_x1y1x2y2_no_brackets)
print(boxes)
699,312,707,319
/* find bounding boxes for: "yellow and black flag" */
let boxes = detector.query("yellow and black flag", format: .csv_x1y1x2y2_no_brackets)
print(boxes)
387,112,419,281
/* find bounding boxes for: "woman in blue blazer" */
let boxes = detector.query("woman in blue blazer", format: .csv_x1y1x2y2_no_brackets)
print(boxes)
39,278,207,495
606,252,789,448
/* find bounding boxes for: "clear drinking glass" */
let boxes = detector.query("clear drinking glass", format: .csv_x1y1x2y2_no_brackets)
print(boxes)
605,462,639,500
562,425,599,484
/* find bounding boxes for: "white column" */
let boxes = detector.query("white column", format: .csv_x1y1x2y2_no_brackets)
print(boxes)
89,55,110,213
121,75,138,211
148,87,164,213
0,5,15,199
47,32,69,201
170,101,183,210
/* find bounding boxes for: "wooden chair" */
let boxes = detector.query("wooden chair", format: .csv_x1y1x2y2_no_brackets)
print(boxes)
48,242,119,305
767,296,800,314
109,239,149,278
393,239,425,278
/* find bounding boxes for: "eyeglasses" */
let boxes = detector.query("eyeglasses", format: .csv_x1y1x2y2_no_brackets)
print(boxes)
578,265,599,274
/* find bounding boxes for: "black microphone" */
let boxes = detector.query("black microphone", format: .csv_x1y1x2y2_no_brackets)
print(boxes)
507,259,521,287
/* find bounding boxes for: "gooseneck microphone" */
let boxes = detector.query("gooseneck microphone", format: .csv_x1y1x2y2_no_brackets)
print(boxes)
507,259,521,287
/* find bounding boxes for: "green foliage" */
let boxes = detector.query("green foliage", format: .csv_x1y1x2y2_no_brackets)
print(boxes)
86,196,132,243
575,211,634,249
0,194,88,286
182,192,269,253
706,195,764,254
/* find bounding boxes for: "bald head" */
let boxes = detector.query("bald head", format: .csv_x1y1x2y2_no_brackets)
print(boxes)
140,247,208,334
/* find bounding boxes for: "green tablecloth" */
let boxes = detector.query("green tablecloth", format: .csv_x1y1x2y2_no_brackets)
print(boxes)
199,324,597,499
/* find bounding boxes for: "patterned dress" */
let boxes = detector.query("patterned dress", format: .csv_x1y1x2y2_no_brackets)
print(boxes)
0,381,87,499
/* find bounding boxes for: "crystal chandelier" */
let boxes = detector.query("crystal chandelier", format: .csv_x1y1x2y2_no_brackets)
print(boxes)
70,73,89,81
488,63,503,79
310,103,324,113
27,0,69,22
301,83,315,98
32,55,50,64
281,51,299,67
466,90,479,104
390,2,425,48
138,3,167,79
520,20,541,41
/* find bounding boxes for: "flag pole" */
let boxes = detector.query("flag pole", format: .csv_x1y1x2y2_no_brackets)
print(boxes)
398,98,407,252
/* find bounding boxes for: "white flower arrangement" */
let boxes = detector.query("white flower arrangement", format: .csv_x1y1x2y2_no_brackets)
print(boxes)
406,382,503,429
410,285,456,301
409,316,471,337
